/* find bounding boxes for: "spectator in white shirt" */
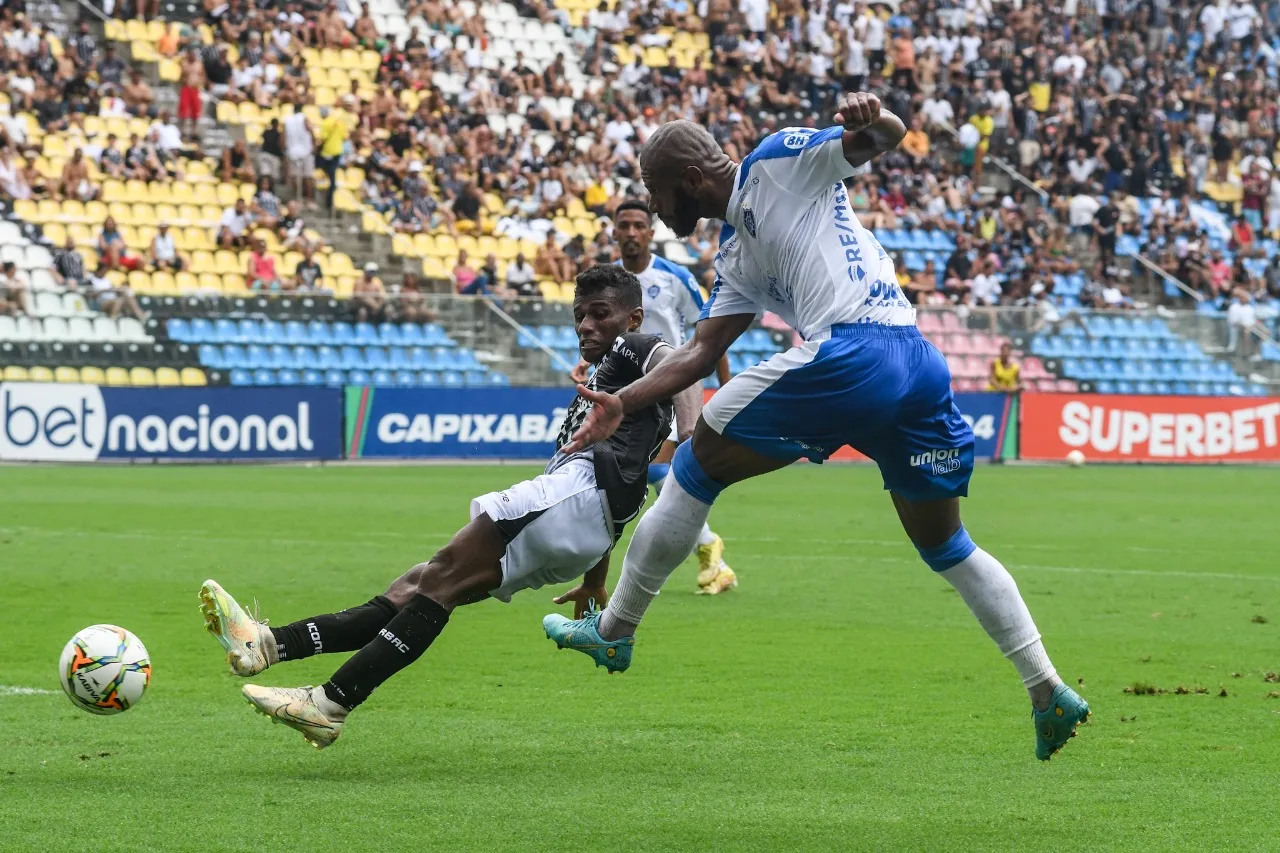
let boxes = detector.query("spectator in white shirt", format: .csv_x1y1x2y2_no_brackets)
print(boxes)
1227,1,1259,40
150,223,184,271
1067,149,1098,188
1199,0,1226,44
217,198,253,248
1068,193,1101,229
505,253,538,298
1227,288,1257,354
922,95,954,128
1052,44,1087,81
970,259,1003,305
151,111,183,152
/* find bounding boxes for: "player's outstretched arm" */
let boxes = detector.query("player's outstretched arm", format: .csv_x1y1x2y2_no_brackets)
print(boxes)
835,92,906,169
561,314,753,454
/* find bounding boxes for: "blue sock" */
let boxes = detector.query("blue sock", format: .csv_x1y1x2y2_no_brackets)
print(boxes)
671,440,725,506
647,463,670,489
916,525,977,572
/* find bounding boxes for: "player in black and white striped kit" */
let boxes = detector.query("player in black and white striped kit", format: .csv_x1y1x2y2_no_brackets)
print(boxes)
197,264,699,749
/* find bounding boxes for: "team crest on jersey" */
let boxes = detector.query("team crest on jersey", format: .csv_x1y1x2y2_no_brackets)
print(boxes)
742,207,757,238
647,284,660,298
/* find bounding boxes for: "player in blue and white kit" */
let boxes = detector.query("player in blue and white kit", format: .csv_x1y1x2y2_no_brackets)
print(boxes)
572,199,737,594
544,93,1090,760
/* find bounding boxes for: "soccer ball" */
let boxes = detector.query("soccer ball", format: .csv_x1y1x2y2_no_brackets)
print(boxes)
59,625,152,715
1066,449,1086,468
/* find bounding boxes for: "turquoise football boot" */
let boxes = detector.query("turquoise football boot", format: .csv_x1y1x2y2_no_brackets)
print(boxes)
542,607,633,674
1034,683,1091,760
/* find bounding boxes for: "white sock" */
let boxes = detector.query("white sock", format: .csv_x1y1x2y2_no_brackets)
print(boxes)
938,547,1057,688
696,523,718,548
600,476,711,640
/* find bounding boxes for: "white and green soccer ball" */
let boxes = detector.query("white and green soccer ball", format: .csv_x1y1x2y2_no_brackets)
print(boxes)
59,625,152,715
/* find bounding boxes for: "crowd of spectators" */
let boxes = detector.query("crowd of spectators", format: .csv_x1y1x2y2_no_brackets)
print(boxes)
3,0,1280,342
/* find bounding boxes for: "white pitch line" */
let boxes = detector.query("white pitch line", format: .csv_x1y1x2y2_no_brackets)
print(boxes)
0,686,57,697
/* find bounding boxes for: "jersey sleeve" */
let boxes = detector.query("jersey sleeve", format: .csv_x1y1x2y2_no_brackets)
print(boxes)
699,272,761,322
614,332,669,377
745,126,853,199
671,264,704,326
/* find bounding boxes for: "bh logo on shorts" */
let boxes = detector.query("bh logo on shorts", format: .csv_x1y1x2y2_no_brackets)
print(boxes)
911,448,961,476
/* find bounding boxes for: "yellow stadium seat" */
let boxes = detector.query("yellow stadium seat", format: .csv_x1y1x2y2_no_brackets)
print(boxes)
158,59,180,82
180,367,207,387
197,273,222,291
118,225,142,250
127,271,153,293
193,184,219,206
43,222,67,247
222,273,247,293
189,251,216,274
390,233,416,258
60,200,87,224
168,182,195,205
539,281,561,300
151,272,176,294
132,41,158,62
134,203,158,226
136,226,157,248
125,19,148,42
333,276,356,297
3,366,30,381
146,20,166,41
184,226,214,251
155,367,181,387
421,257,448,280
100,179,125,202
129,367,156,387
215,184,240,206
214,250,241,274
13,199,37,221
54,366,80,383
175,272,200,292
28,366,54,382
177,205,202,226
104,19,127,40
107,202,135,226
80,366,106,385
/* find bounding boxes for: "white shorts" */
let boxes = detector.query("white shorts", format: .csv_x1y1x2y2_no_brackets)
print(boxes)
469,457,613,602
667,419,678,443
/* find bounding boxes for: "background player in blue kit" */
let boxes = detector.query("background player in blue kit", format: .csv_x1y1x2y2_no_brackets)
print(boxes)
573,199,737,595
545,93,1090,761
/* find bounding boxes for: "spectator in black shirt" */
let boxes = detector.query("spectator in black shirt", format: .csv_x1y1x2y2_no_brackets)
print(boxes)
1093,195,1119,268
943,235,974,295
453,182,482,223
259,118,283,182
52,236,87,290
97,45,126,86
293,244,324,292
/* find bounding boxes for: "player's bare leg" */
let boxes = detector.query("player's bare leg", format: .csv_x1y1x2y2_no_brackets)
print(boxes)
648,438,736,594
240,516,505,749
891,493,1090,760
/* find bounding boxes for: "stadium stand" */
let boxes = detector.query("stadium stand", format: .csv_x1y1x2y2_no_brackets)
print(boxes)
0,0,1276,395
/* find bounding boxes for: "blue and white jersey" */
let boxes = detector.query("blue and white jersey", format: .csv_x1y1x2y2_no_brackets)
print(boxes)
616,255,704,346
704,126,916,340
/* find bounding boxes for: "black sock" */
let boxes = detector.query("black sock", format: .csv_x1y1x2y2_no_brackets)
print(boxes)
270,596,399,662
322,594,449,711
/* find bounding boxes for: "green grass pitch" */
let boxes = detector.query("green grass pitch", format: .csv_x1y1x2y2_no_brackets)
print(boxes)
1,463,1277,851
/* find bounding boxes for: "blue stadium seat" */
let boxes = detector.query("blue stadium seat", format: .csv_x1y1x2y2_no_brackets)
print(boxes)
1174,381,1192,395
301,369,324,386
230,368,252,386
410,347,436,369
330,322,356,345
167,318,191,342
400,323,425,345
464,370,489,386
347,369,370,385
324,369,346,387
378,323,403,345
1263,341,1280,361
220,344,246,369
424,324,453,347
253,369,276,385
536,325,559,347
440,370,464,387
307,320,333,344
556,326,578,349
1210,382,1229,396
1135,380,1155,395
314,345,339,370
388,347,411,370
364,347,390,369
284,320,308,344
418,370,441,386
239,319,264,344
394,370,417,388
1193,382,1211,395
244,344,268,368
260,320,284,343
292,346,318,369
517,328,538,348
268,345,292,369
371,369,394,387
188,317,214,342
340,345,364,370
354,323,379,344
455,349,480,369
276,369,300,385
198,344,222,367
1115,380,1135,394
214,318,239,342
487,372,510,386
1248,383,1269,396
927,230,954,251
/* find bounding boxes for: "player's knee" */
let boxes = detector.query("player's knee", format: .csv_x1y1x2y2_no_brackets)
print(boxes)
384,564,428,607
671,439,725,505
916,524,977,573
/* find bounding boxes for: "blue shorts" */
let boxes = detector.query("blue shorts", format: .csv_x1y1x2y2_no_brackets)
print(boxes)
702,324,974,501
